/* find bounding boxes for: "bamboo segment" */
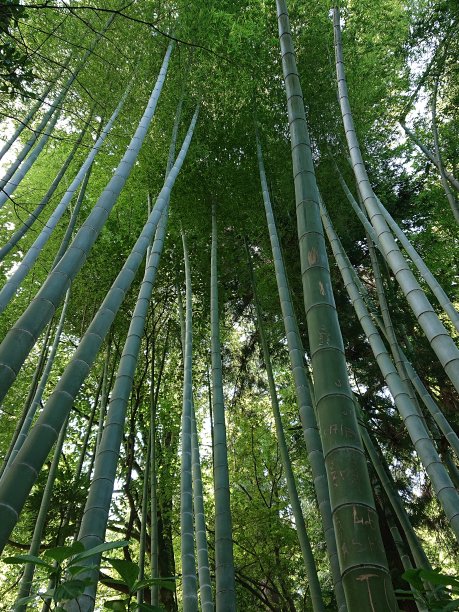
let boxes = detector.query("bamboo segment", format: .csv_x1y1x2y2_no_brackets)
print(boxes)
247,241,325,612
276,2,395,608
210,203,237,612
180,230,198,612
256,132,346,611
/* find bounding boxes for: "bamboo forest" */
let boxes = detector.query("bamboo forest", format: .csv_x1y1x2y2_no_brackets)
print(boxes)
0,0,459,610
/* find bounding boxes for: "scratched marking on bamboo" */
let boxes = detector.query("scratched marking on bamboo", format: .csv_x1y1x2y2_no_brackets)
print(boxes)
308,247,318,265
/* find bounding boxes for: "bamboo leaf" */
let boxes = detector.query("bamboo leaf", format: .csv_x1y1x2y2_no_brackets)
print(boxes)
43,541,85,562
54,578,94,602
70,540,128,564
104,599,128,611
106,558,140,592
135,603,164,612
4,554,53,569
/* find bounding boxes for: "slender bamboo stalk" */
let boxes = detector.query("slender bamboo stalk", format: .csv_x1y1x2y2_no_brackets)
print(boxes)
14,417,70,611
0,85,130,314
0,105,199,553
191,402,214,612
2,287,70,476
150,320,171,607
0,43,173,397
256,133,345,611
321,203,459,543
400,121,459,193
138,95,181,597
364,228,420,409
0,113,90,261
92,331,113,463
145,80,185,597
67,211,170,610
0,56,71,162
340,221,459,461
337,161,459,336
431,77,459,222
371,480,429,612
0,17,113,202
0,324,52,479
276,3,395,607
137,438,151,605
335,165,380,248
180,230,198,612
210,202,237,612
74,372,104,483
332,6,459,395
53,166,93,269
247,240,325,612
0,106,62,209
150,337,159,607
177,274,213,611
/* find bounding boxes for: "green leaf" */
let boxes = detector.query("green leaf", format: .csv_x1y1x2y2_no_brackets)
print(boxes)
133,577,176,591
14,595,38,606
3,554,54,569
44,541,85,563
53,578,94,602
67,563,98,576
402,569,424,591
70,540,128,564
419,569,459,589
104,599,128,611
106,558,140,592
134,603,164,612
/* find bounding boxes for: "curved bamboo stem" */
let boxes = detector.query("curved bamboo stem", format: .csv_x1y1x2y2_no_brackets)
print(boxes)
0,43,173,398
0,104,199,554
333,6,459,396
431,77,459,223
336,170,459,335
0,17,113,204
321,203,459,543
0,111,90,261
0,83,130,313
